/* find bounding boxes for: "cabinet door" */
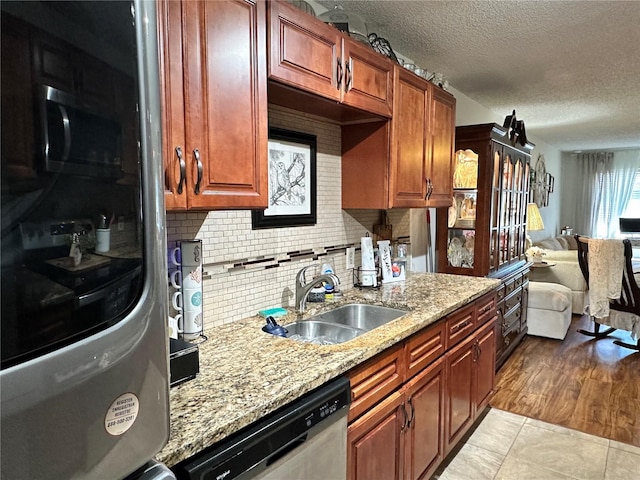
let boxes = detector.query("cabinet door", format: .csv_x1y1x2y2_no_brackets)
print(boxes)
348,390,405,480
475,319,496,413
268,0,341,101
31,32,75,94
404,358,444,480
390,67,430,207
182,0,268,209
1,16,35,179
426,88,455,207
444,333,475,453
159,0,267,210
342,38,393,117
158,0,187,209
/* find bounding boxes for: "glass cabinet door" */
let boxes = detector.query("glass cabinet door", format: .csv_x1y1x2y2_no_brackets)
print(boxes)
448,149,478,269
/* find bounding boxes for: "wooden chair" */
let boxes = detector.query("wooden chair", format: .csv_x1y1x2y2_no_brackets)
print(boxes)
575,235,640,350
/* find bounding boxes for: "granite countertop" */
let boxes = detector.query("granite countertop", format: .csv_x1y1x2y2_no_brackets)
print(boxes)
157,272,500,467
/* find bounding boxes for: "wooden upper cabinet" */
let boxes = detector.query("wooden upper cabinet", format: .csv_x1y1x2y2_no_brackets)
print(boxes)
341,38,393,117
341,67,455,209
1,16,35,180
389,67,430,207
268,0,393,118
159,0,268,210
427,88,456,207
390,66,456,208
268,0,341,101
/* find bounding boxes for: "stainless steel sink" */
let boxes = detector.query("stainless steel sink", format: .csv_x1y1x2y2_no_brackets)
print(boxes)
284,321,364,345
282,304,406,345
308,304,406,331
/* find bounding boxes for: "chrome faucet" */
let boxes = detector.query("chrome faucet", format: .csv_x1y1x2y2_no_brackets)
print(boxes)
295,265,340,313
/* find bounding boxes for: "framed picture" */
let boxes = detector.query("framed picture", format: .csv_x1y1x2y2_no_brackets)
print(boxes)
251,128,317,229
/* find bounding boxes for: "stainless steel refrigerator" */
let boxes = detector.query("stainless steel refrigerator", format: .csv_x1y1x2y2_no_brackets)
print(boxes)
1,1,174,478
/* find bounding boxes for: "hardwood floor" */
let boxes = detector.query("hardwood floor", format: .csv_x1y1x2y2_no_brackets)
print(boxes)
490,314,640,447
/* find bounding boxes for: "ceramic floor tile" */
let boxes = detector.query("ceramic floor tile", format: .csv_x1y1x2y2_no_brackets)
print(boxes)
508,423,608,479
524,417,610,446
609,440,640,455
604,447,640,480
466,408,525,456
437,443,505,480
494,455,578,480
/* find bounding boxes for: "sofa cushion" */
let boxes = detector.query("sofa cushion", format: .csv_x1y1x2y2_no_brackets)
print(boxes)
556,236,570,249
537,238,564,250
560,235,578,250
528,282,571,311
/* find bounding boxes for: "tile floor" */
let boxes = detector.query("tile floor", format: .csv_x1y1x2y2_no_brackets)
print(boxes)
433,408,640,480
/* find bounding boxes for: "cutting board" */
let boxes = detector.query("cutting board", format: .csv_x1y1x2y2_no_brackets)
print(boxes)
46,254,111,274
373,210,392,242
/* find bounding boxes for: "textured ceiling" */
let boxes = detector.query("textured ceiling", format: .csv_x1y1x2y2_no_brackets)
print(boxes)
315,0,640,152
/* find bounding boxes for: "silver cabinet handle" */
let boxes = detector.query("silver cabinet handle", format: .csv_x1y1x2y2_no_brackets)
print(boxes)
336,57,343,91
193,148,203,195
175,146,186,195
58,104,71,161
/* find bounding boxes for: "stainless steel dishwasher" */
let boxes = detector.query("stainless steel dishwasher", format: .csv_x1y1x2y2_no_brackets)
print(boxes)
174,376,351,480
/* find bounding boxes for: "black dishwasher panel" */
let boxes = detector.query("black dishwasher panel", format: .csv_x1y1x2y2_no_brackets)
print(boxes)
173,376,351,480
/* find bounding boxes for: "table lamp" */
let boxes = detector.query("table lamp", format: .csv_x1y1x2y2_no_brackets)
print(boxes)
526,202,544,249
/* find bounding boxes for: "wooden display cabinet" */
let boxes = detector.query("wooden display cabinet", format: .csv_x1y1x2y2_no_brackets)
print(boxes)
436,123,533,369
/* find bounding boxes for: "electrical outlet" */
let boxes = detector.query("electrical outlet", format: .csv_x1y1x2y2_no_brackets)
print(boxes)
345,247,355,269
117,216,125,231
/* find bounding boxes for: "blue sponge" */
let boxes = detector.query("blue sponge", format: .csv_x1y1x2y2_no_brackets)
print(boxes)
258,307,288,318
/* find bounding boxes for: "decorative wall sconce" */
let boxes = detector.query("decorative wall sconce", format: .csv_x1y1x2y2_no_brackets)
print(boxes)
529,154,554,207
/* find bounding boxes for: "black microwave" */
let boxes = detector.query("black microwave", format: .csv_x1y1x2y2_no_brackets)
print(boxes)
39,85,123,178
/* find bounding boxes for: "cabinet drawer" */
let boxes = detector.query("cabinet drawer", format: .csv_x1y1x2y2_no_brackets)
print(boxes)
501,304,522,333
476,293,497,327
404,321,445,381
495,284,506,302
348,343,404,422
503,277,517,297
445,303,476,349
503,288,523,313
502,319,523,349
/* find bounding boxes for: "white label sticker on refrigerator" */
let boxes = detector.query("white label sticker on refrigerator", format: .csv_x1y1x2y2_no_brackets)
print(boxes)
104,392,140,436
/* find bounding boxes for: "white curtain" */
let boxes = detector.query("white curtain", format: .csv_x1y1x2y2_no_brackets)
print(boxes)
602,151,639,237
574,151,639,238
574,152,612,236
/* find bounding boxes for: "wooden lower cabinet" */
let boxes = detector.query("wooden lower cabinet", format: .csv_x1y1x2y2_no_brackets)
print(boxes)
347,292,497,480
348,390,405,480
444,319,496,453
347,359,444,480
444,332,475,452
404,358,445,480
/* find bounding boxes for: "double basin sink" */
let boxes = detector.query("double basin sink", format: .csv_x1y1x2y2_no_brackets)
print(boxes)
283,304,406,345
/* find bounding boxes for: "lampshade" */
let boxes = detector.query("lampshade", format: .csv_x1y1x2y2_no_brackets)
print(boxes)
526,203,545,231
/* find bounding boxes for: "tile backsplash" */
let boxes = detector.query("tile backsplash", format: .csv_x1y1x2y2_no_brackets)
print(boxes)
166,105,410,329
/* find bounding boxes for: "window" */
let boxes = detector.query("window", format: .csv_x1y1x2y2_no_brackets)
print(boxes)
622,168,640,217
594,166,640,238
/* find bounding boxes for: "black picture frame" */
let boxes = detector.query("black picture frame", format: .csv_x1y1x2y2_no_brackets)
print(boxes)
251,128,317,229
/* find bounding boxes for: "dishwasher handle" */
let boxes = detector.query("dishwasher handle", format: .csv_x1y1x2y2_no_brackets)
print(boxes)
265,432,308,467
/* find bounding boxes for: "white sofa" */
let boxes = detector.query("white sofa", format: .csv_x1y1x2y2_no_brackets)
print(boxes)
530,235,587,314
